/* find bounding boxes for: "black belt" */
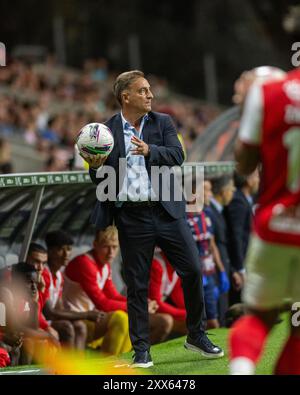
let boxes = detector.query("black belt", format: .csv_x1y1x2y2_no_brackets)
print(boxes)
122,201,160,208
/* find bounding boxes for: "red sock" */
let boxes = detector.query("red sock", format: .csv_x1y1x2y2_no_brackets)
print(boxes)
229,315,269,363
275,335,300,375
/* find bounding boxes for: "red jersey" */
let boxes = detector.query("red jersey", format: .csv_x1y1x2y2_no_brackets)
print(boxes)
19,298,48,330
39,268,50,308
43,266,64,309
37,268,52,330
0,347,10,367
149,251,186,321
63,251,127,313
239,69,300,246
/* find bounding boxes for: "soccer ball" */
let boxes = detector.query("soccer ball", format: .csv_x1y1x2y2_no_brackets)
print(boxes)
76,123,114,157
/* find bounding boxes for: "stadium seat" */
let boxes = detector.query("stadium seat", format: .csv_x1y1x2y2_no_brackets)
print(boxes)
0,256,5,270
70,245,90,260
5,253,19,267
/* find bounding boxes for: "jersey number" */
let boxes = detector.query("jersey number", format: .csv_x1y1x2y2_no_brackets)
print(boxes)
283,127,300,192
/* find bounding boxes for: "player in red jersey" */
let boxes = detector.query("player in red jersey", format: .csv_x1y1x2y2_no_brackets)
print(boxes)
63,226,172,355
26,238,104,349
0,269,23,367
229,66,300,374
149,248,187,334
43,231,105,349
10,263,60,364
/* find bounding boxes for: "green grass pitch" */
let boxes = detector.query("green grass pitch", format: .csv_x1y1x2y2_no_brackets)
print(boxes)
120,315,289,375
0,314,289,375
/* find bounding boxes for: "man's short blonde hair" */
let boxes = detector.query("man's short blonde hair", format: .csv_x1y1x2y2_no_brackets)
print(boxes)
113,70,144,106
95,226,118,245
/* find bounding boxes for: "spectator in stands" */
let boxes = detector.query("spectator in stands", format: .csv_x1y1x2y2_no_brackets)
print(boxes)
0,57,221,173
0,138,13,174
149,248,186,335
63,226,173,355
224,170,260,304
209,175,235,326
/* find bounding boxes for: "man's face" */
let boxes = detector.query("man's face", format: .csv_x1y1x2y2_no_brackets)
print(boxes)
93,237,119,264
123,77,154,114
221,180,235,206
24,272,38,300
48,245,72,268
204,180,213,206
27,251,47,274
247,170,260,195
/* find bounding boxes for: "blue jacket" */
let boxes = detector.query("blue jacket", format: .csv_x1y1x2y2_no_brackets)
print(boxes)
89,111,186,229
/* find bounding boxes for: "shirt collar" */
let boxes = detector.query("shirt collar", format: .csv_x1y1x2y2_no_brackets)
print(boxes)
121,112,149,130
246,194,253,206
210,197,223,213
91,250,107,268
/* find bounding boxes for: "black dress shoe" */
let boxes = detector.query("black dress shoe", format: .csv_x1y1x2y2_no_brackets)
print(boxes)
131,351,154,368
184,333,224,359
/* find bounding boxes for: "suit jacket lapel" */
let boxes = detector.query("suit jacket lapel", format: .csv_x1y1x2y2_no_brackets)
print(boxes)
141,113,153,144
113,113,126,158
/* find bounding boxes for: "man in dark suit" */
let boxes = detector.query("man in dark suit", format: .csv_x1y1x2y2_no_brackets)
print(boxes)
209,175,235,326
224,171,259,304
82,70,223,367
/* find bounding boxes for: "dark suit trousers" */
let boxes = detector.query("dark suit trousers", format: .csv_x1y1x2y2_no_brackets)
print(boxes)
115,203,206,353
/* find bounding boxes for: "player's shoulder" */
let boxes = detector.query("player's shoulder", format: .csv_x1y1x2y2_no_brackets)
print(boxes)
67,253,94,270
286,68,300,80
262,69,299,94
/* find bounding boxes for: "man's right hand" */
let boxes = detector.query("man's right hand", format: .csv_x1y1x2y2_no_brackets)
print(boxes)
37,273,46,293
80,152,107,169
3,331,23,348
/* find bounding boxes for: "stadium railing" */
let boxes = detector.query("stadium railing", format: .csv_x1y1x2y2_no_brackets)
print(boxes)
0,162,235,265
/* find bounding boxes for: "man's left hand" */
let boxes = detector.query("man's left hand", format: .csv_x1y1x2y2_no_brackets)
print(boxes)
148,299,158,314
131,136,150,156
232,271,244,291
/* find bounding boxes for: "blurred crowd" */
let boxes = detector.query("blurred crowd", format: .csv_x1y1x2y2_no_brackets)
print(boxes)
0,55,221,173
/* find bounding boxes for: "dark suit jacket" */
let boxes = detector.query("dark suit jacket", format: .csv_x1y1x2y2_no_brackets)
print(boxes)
89,111,185,229
224,189,252,272
209,202,231,273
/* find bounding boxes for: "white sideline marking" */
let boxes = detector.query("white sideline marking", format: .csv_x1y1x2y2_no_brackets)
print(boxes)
0,369,42,375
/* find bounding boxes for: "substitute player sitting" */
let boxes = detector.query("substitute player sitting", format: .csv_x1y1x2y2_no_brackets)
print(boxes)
63,226,172,355
149,248,187,335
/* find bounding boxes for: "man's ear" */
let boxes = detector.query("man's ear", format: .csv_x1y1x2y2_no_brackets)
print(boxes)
122,91,129,104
